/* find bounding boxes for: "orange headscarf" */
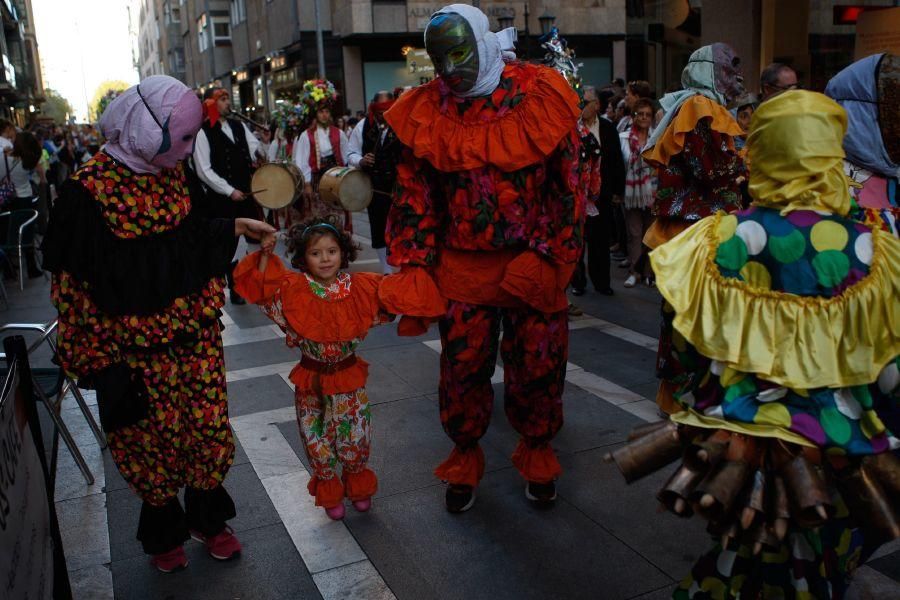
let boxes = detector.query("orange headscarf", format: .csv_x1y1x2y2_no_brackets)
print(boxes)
202,89,229,126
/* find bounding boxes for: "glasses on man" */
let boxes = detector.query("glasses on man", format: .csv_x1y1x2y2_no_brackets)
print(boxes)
768,82,802,92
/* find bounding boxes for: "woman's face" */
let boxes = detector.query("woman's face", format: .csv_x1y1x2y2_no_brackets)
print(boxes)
737,106,754,132
633,106,654,132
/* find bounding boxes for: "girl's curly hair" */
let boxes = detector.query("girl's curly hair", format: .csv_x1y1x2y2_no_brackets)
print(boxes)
285,214,359,271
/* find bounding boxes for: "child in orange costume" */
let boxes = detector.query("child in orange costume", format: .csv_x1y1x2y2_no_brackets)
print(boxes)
234,216,443,519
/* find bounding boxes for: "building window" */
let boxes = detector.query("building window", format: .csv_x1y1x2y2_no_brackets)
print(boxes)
212,15,231,43
164,1,181,24
230,0,246,25
171,48,185,73
197,14,209,52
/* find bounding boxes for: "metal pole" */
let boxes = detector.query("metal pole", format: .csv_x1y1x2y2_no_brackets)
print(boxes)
314,0,326,78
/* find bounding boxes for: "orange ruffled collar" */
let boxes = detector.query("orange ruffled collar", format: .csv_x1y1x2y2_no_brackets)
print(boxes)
384,62,581,173
643,95,744,168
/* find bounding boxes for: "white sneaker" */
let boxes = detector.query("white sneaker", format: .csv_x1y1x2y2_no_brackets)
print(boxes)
624,274,638,288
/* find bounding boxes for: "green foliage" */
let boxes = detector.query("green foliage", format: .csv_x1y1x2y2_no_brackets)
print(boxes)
41,88,74,124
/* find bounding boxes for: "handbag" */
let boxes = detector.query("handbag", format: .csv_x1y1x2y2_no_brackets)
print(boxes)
0,153,17,207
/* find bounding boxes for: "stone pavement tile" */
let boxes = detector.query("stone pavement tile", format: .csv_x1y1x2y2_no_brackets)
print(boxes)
846,565,900,599
106,463,282,563
312,560,395,600
475,383,643,459
227,373,294,418
568,329,658,389
111,523,322,600
344,467,673,600
358,320,439,351
68,564,115,600
56,493,110,573
627,584,678,599
103,451,130,493
567,286,661,338
224,338,299,372
357,356,421,405
363,344,440,398
223,302,274,329
274,394,511,500
867,548,900,582
558,447,711,581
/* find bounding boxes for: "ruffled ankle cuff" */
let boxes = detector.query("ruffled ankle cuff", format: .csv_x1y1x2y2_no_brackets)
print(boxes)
137,497,189,555
434,445,485,487
307,475,345,508
184,485,237,537
511,440,561,483
343,468,378,501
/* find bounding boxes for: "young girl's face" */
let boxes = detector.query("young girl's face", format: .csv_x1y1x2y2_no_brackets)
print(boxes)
305,233,342,285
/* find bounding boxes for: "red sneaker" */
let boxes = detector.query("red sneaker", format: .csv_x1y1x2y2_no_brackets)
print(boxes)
150,545,188,573
190,526,242,561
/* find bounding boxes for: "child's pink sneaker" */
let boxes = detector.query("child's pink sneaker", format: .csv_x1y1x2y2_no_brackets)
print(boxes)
190,526,242,561
150,545,188,573
325,503,346,520
352,498,372,512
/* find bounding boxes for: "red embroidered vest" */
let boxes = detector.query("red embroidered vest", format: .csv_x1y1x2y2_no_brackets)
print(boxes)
306,126,344,173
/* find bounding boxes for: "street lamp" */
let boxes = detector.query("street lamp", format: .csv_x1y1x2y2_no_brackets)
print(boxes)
538,10,556,35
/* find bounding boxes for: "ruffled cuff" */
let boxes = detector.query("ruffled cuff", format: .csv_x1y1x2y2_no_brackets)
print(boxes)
378,267,446,318
343,468,378,501
307,475,344,508
511,440,562,483
499,250,573,313
434,445,485,487
233,252,289,304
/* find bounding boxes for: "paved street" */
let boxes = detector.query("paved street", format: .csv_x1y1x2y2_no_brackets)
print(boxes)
8,211,899,600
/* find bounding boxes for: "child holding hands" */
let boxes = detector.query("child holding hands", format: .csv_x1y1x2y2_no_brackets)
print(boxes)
234,215,443,519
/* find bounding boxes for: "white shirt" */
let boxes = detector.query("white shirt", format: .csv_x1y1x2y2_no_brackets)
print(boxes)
0,153,34,198
346,119,367,168
292,125,349,183
192,119,264,196
0,137,13,152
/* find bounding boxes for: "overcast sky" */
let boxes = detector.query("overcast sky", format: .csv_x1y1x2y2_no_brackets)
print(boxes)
33,0,139,121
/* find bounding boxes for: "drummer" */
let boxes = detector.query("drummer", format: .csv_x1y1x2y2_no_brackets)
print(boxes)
292,79,351,229
347,90,401,274
193,87,269,305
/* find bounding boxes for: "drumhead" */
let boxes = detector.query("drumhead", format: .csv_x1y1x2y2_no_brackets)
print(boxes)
252,164,299,209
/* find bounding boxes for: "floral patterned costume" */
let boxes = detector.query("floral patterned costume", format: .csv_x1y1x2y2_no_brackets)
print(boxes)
382,61,583,487
233,254,419,508
42,152,240,555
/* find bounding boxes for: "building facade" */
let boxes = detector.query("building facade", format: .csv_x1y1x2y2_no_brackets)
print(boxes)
134,0,899,123
0,0,44,125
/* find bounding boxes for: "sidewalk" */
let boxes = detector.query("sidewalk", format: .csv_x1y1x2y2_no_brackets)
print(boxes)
7,211,898,599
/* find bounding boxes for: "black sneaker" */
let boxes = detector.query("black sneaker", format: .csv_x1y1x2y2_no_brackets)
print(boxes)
445,484,476,513
230,290,246,305
525,481,557,506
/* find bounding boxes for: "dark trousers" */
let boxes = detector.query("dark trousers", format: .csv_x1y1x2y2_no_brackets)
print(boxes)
572,208,611,292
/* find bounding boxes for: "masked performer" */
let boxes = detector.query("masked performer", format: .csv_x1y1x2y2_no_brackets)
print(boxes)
608,90,899,599
826,53,899,237
293,79,351,230
641,44,748,415
41,76,276,573
380,4,583,512
347,91,401,274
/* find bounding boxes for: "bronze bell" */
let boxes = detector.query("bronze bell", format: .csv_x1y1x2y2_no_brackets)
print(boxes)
657,463,708,517
773,442,833,527
691,459,753,520
834,461,900,545
862,451,900,500
606,421,684,483
683,429,731,471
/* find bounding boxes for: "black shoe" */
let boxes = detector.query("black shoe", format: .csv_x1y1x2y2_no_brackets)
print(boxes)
571,288,585,297
525,481,557,507
230,290,246,305
597,287,614,296
445,484,476,513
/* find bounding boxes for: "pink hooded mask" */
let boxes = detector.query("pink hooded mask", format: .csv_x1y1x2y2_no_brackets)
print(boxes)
99,75,202,174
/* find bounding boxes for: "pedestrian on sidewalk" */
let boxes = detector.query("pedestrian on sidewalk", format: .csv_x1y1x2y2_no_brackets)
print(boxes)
233,215,443,520
618,98,656,288
41,75,275,574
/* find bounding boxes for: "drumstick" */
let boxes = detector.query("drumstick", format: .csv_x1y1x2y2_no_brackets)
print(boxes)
250,188,268,194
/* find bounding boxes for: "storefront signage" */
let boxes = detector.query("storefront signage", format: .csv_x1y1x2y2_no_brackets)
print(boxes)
235,70,249,83
405,48,434,76
408,2,516,31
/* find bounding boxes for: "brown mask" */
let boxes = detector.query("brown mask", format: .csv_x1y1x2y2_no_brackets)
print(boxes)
712,43,745,103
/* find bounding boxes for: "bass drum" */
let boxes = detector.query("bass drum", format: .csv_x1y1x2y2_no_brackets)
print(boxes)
251,162,304,210
318,166,373,212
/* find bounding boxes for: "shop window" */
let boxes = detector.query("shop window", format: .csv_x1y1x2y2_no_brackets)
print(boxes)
164,1,180,24
171,48,185,73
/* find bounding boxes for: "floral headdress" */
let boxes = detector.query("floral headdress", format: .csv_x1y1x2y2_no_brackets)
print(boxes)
270,99,310,141
302,79,338,112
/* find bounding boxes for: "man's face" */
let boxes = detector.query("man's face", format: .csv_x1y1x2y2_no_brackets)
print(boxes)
712,43,745,103
316,108,332,127
372,92,392,122
216,93,231,116
425,12,479,95
763,68,799,100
